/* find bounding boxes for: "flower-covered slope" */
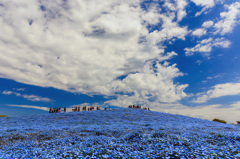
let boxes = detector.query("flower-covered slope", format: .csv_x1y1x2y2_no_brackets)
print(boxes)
0,109,240,158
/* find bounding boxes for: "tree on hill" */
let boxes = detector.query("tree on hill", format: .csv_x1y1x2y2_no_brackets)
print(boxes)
0,115,8,117
212,118,227,124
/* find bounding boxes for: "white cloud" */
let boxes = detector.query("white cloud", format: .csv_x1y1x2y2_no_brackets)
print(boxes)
102,100,240,123
202,20,214,28
184,38,231,56
191,0,215,16
2,91,52,102
195,60,202,65
13,88,26,91
164,0,188,21
151,103,240,124
207,74,221,80
106,61,188,105
0,0,189,105
193,82,240,103
230,101,240,108
106,100,238,123
191,28,207,37
214,2,240,35
192,0,226,16
185,2,239,57
191,0,215,7
141,5,161,25
22,94,52,102
7,104,49,111
184,38,213,56
176,0,188,21
146,14,188,45
213,38,231,48
163,0,188,22
2,91,13,95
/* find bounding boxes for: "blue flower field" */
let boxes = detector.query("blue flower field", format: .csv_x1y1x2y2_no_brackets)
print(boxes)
0,109,240,158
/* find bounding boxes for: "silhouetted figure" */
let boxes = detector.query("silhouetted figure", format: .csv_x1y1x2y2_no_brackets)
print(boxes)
136,105,141,109
64,107,66,112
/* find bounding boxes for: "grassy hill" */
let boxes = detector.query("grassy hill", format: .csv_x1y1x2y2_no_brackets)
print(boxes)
0,109,240,158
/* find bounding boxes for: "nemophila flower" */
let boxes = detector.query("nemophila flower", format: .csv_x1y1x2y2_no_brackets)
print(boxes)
0,109,240,158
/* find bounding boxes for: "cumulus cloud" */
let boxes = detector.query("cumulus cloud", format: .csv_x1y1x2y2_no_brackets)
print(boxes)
191,28,207,37
214,2,240,35
2,91,52,102
191,0,215,7
191,0,215,16
184,38,231,56
214,38,231,48
105,61,188,106
175,0,188,21
192,82,240,103
191,0,224,16
145,12,188,46
185,1,240,57
163,0,188,21
202,20,214,28
0,0,189,105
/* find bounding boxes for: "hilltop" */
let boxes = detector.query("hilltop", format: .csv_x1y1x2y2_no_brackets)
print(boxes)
0,109,240,158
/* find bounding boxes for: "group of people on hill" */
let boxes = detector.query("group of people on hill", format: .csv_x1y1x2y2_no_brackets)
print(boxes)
49,106,103,113
49,107,67,113
72,106,101,112
49,105,148,114
128,105,150,110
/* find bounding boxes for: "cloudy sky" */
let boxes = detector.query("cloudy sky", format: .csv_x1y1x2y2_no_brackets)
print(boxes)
0,0,240,123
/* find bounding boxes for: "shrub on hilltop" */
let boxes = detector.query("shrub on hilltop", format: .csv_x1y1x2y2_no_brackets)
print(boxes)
212,118,227,124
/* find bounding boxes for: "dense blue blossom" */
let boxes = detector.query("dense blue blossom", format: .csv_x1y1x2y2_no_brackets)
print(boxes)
0,109,240,158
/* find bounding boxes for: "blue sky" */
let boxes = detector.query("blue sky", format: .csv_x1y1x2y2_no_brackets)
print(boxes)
0,0,240,123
